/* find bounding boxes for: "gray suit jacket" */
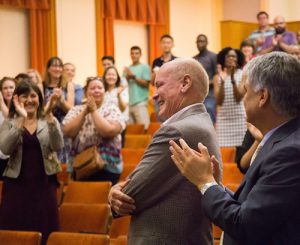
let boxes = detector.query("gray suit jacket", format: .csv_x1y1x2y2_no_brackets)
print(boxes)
122,104,221,245
0,118,63,178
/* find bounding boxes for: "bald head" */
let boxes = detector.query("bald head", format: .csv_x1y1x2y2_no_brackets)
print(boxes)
160,58,209,102
153,58,209,120
274,16,286,33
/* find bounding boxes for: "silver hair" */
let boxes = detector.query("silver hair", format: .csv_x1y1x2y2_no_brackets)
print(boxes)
244,52,300,117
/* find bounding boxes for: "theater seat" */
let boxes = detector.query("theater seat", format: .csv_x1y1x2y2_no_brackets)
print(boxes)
59,203,112,234
47,232,109,245
220,147,236,163
62,181,111,204
124,134,152,149
0,230,41,245
125,124,145,134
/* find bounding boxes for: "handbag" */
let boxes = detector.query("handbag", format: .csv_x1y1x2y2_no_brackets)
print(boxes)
72,146,104,180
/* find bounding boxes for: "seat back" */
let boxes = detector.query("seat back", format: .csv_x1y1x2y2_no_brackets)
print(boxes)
119,164,137,181
222,163,244,184
47,232,109,245
147,122,161,136
121,148,144,165
63,181,111,204
59,203,112,234
109,216,131,238
0,230,41,245
125,124,145,134
220,147,236,163
124,134,152,149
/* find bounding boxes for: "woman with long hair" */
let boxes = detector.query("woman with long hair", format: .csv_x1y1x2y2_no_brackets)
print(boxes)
0,79,63,245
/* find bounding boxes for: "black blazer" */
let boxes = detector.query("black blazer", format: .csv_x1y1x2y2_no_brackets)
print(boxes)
203,117,300,245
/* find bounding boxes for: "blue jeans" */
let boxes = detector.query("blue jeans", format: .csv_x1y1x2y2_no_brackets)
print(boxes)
204,88,216,124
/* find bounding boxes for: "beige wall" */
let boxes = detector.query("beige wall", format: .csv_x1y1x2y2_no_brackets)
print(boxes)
264,0,300,22
0,6,29,78
114,21,149,74
56,0,97,85
222,0,260,22
169,0,222,56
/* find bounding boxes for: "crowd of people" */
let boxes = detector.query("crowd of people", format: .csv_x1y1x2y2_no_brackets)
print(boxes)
0,10,300,245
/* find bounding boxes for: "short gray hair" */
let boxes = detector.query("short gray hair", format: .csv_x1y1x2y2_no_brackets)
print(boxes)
245,52,300,117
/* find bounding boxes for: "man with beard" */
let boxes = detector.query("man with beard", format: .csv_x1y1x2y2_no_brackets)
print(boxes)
260,15,297,54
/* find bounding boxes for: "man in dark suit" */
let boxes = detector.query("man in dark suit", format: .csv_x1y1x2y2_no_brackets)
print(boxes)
169,52,300,245
109,58,221,245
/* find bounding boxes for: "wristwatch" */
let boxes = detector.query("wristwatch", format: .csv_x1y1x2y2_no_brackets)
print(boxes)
132,75,136,80
200,181,218,195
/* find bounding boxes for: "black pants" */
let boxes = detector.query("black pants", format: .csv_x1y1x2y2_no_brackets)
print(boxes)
0,158,8,181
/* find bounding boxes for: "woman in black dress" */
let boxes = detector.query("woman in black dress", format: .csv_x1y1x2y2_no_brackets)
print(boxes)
0,79,63,245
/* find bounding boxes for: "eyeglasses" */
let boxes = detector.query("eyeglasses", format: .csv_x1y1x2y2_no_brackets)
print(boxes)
86,76,102,83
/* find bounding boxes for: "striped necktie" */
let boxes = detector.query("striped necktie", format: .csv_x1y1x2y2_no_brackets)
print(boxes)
250,143,263,166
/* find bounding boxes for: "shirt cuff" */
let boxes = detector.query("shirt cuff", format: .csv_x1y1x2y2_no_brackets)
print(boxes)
200,181,218,195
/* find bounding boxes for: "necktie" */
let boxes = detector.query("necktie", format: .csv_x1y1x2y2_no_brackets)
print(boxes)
250,143,263,165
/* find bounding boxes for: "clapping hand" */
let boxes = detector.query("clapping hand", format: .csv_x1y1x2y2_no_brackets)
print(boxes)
217,64,226,83
117,85,126,96
0,92,4,108
86,96,97,113
123,67,134,80
169,139,216,189
13,95,27,118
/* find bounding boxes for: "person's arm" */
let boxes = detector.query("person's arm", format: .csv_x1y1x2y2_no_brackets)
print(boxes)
46,113,64,151
119,126,184,214
0,92,9,118
62,106,87,138
259,36,277,55
117,87,127,112
231,70,246,103
169,138,300,244
0,118,24,155
59,82,75,113
278,33,297,53
91,109,122,138
203,146,300,244
213,74,225,106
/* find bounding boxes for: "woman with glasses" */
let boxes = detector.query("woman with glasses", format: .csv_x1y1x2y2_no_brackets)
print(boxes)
42,57,74,165
213,47,247,150
62,77,125,184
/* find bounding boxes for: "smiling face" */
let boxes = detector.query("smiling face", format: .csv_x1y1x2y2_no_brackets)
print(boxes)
225,49,238,68
153,67,183,120
48,59,63,80
86,79,105,105
1,79,16,103
18,88,40,117
104,67,118,88
63,64,76,82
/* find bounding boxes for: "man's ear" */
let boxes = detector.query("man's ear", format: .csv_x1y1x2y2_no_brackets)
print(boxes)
181,74,192,93
258,88,269,108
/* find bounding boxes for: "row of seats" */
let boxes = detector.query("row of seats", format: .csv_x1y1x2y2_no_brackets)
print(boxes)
0,230,123,245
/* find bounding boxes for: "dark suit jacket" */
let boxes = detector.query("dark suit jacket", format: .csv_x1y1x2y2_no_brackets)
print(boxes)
203,117,300,245
122,104,221,245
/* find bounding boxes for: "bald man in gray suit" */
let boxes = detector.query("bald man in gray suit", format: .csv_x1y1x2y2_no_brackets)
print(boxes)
109,58,221,245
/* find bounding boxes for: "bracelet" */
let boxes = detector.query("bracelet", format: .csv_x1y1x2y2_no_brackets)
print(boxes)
132,75,136,80
231,80,236,85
